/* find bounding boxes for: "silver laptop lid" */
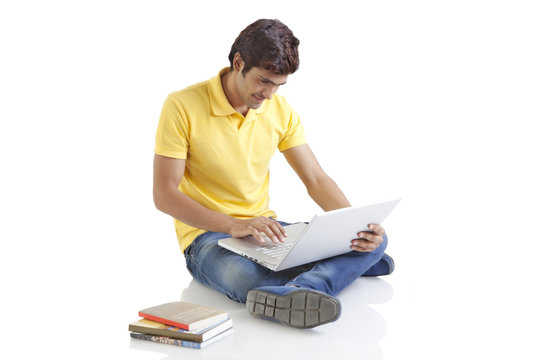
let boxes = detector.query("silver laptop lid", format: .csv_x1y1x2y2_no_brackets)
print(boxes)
275,199,400,271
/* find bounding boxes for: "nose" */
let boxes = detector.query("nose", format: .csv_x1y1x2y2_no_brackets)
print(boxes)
262,84,279,100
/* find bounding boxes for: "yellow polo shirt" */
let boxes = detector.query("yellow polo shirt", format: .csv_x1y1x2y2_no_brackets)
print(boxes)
155,68,306,252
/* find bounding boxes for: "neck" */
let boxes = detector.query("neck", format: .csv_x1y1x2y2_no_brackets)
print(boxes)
221,71,249,116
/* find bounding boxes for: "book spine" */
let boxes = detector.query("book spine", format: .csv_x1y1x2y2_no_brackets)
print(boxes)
130,333,201,349
138,312,189,330
128,324,203,342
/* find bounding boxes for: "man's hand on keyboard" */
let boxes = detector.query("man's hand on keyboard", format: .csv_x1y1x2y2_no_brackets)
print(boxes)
350,224,386,252
229,217,287,244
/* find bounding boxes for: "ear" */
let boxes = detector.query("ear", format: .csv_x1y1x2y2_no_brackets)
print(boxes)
233,52,244,73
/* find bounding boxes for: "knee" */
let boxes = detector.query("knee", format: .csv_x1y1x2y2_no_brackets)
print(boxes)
220,259,263,303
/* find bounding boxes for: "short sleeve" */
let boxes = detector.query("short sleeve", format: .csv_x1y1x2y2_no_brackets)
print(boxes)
154,95,190,159
278,107,306,152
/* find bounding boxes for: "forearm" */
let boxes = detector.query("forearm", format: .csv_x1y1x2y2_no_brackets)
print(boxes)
155,188,286,243
154,188,237,234
306,174,351,211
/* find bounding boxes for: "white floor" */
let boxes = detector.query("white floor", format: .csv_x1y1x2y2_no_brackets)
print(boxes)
130,276,393,360
128,252,540,360
125,246,540,360
4,231,539,360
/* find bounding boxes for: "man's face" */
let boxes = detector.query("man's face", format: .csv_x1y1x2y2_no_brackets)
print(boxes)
235,66,289,109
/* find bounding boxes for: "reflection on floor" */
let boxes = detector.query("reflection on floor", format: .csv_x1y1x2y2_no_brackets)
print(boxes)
130,276,393,360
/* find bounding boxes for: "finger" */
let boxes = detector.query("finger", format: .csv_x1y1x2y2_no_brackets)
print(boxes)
247,226,265,244
268,221,286,242
353,240,378,251
350,240,377,252
246,218,273,242
256,218,285,243
273,221,288,240
367,224,385,235
356,232,383,245
259,224,279,244
350,246,371,253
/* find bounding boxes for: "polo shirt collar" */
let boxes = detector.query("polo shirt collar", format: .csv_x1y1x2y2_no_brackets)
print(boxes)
208,67,268,117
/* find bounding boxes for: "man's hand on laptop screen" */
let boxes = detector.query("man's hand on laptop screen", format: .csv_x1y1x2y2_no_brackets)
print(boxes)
230,217,287,245
350,224,386,252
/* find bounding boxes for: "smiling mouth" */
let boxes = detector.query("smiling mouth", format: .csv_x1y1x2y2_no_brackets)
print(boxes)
253,95,265,102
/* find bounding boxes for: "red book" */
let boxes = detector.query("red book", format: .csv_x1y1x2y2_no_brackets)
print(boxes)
138,301,228,331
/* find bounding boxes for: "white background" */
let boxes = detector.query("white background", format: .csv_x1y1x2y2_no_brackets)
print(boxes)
1,1,539,359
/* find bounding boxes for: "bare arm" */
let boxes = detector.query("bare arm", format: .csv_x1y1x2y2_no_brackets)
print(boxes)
153,154,232,232
282,144,385,252
282,144,351,211
153,154,286,243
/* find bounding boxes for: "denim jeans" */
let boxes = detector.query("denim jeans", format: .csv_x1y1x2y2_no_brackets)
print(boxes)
184,221,388,303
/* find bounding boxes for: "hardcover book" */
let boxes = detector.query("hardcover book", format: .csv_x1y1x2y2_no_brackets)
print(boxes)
138,301,228,331
128,318,232,342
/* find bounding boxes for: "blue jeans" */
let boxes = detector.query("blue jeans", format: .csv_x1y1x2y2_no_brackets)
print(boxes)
184,221,388,303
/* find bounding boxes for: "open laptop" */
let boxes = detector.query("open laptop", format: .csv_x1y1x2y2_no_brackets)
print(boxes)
218,199,400,271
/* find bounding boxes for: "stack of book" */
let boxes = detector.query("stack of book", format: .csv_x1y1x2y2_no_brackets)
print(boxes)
129,301,233,349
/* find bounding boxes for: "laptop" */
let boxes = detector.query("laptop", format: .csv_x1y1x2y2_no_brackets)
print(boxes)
218,199,400,271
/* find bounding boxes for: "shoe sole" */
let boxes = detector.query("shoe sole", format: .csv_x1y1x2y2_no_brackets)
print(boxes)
246,289,341,329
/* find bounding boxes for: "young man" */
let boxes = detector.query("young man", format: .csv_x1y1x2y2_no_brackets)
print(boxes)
153,19,394,329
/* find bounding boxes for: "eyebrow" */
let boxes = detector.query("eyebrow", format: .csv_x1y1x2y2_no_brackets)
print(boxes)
258,75,287,86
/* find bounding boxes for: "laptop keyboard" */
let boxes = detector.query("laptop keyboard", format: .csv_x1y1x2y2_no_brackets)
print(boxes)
255,237,294,260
